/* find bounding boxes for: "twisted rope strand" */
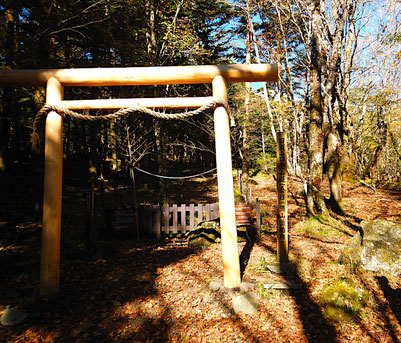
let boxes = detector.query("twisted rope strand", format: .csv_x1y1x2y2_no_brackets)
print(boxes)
31,99,232,149
32,99,231,134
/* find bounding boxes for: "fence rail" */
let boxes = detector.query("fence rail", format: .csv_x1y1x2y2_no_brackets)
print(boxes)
139,199,260,239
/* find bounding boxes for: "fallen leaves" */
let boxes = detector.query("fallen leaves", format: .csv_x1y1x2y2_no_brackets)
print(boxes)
1,178,401,342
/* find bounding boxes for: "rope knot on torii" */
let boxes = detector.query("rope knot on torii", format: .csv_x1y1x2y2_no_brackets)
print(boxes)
31,99,234,148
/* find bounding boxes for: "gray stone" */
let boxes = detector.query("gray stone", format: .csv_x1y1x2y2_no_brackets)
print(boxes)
232,292,258,315
339,219,401,275
240,282,255,293
201,293,215,304
1,308,28,326
209,280,223,292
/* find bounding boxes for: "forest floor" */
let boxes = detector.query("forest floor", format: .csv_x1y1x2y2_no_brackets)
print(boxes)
1,169,401,342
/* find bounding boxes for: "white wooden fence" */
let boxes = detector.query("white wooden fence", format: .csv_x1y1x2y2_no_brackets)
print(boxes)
140,199,261,239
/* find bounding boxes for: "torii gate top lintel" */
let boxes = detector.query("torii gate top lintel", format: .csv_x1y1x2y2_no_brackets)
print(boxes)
0,63,277,86
0,63,277,297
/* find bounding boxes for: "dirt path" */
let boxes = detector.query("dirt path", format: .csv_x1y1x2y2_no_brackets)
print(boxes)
1,174,400,342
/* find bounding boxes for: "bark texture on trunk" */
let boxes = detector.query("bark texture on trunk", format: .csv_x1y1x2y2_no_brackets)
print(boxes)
307,0,325,215
322,1,353,213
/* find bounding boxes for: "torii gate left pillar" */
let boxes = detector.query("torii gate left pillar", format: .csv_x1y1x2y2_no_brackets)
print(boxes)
40,77,64,297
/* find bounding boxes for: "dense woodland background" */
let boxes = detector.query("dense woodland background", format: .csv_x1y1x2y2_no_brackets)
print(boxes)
0,0,400,216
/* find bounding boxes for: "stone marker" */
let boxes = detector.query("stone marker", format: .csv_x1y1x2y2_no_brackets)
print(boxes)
1,308,28,326
232,292,258,315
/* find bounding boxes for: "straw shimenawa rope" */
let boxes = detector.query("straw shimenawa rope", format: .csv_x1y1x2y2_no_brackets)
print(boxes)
31,99,233,149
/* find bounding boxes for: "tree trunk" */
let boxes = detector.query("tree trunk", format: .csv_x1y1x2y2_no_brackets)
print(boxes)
321,1,351,213
326,132,343,213
244,0,277,142
306,0,325,216
242,29,251,184
145,0,169,203
109,120,118,171
0,10,16,172
129,166,140,240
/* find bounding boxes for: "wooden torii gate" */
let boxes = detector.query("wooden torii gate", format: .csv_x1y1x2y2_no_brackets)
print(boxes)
0,64,278,297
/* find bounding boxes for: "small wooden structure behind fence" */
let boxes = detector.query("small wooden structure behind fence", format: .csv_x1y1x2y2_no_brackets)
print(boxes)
140,199,261,239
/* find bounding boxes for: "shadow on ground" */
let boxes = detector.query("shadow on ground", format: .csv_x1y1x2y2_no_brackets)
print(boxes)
0,239,198,342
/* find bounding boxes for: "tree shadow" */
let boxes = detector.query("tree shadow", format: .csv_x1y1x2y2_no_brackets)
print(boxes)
377,276,401,325
260,237,339,342
352,273,401,342
278,261,338,342
239,227,256,279
0,239,199,342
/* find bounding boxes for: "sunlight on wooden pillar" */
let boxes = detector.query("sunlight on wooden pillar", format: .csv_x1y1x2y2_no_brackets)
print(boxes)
276,131,289,262
212,75,241,289
40,77,64,297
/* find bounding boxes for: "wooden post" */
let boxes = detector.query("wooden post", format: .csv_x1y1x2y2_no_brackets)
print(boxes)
254,198,261,231
276,131,289,262
153,204,161,239
40,77,64,297
212,75,241,288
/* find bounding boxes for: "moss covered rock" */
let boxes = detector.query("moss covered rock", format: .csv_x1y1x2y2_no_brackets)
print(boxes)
339,219,401,275
186,219,221,248
319,277,368,322
186,219,248,248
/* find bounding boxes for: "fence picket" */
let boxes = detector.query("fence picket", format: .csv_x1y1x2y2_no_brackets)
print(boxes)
163,205,169,233
180,204,186,233
205,204,210,221
211,203,219,220
172,204,178,233
196,204,203,225
189,204,195,230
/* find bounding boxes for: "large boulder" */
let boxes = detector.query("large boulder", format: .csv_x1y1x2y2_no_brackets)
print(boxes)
339,219,401,275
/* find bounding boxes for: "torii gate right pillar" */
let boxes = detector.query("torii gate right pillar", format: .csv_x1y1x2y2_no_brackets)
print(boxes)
212,75,241,288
